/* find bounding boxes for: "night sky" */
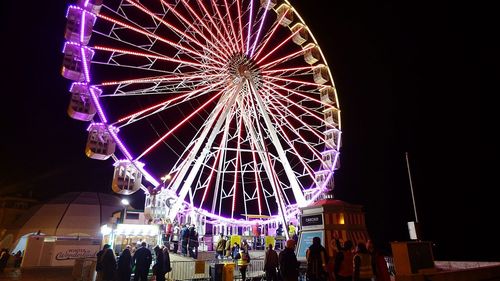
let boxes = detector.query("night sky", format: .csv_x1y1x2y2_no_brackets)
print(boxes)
0,1,496,261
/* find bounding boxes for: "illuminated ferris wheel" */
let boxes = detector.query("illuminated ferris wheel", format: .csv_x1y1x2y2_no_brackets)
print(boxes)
61,0,341,227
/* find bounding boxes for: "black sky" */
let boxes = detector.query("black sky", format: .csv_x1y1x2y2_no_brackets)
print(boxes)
0,1,496,261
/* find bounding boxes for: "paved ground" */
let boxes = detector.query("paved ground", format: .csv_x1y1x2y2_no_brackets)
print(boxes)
0,252,265,281
0,267,74,281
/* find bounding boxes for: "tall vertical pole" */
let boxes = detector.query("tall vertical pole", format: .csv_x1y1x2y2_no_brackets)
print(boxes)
405,152,419,223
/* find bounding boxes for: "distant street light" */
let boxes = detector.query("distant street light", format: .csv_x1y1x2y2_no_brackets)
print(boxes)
121,198,130,223
161,174,172,183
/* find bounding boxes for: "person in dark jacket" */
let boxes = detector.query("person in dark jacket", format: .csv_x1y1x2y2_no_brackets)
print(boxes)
153,246,166,281
133,241,152,281
100,248,117,281
96,244,111,281
264,244,279,281
306,237,328,281
117,246,132,281
278,239,300,281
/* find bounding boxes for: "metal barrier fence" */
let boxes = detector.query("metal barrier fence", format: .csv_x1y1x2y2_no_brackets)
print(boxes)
165,258,265,281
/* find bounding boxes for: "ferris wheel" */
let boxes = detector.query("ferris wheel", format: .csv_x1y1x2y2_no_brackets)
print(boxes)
61,0,341,227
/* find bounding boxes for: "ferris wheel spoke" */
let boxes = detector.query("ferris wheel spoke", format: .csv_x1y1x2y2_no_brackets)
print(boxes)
248,0,272,57
158,0,232,60
97,13,225,67
183,0,236,55
192,0,236,57
250,10,288,60
262,92,326,179
135,89,224,161
222,0,242,53
125,0,227,63
206,0,239,53
263,79,339,116
230,113,244,219
261,51,316,76
93,45,223,71
263,74,328,88
254,25,305,66
112,81,224,128
261,65,314,75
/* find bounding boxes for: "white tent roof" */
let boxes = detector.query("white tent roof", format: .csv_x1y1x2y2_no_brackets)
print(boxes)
16,192,124,239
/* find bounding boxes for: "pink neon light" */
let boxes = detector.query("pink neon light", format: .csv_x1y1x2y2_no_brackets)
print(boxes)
261,65,314,74
92,45,222,71
100,73,224,87
126,0,226,62
259,44,314,70
252,11,288,60
245,0,254,54
116,82,221,124
255,26,304,65
96,13,224,66
209,0,238,53
235,0,245,53
223,0,241,53
136,90,223,161
250,1,272,57
160,0,231,59
263,79,339,113
263,74,326,88
193,0,234,57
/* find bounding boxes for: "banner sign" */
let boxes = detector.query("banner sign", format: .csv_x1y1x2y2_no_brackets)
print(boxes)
51,244,100,266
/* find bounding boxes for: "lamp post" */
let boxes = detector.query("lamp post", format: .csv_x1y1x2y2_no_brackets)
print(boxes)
121,198,130,223
405,152,420,240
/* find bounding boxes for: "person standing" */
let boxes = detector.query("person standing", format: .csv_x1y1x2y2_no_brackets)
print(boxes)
353,242,374,281
171,222,180,254
153,246,166,281
163,245,172,276
216,236,226,259
264,244,279,281
95,244,111,281
133,241,152,281
117,246,133,281
333,240,354,281
181,224,189,256
100,247,117,281
231,242,240,262
225,236,232,259
306,237,328,281
237,247,250,281
279,240,300,281
188,225,199,259
366,240,391,281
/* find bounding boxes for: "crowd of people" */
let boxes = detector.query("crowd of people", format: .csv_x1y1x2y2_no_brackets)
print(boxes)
260,233,391,281
95,241,171,281
166,222,199,259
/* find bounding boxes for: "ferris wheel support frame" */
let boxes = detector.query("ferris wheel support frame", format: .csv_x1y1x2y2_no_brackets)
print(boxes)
167,84,241,222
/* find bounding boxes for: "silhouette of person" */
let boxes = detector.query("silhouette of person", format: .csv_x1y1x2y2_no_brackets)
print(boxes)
117,246,132,281
133,241,152,281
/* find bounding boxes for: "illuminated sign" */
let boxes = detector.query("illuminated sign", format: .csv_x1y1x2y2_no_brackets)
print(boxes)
300,214,324,230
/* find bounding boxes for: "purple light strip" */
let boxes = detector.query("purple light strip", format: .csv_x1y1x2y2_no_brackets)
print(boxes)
250,0,271,57
245,0,254,55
